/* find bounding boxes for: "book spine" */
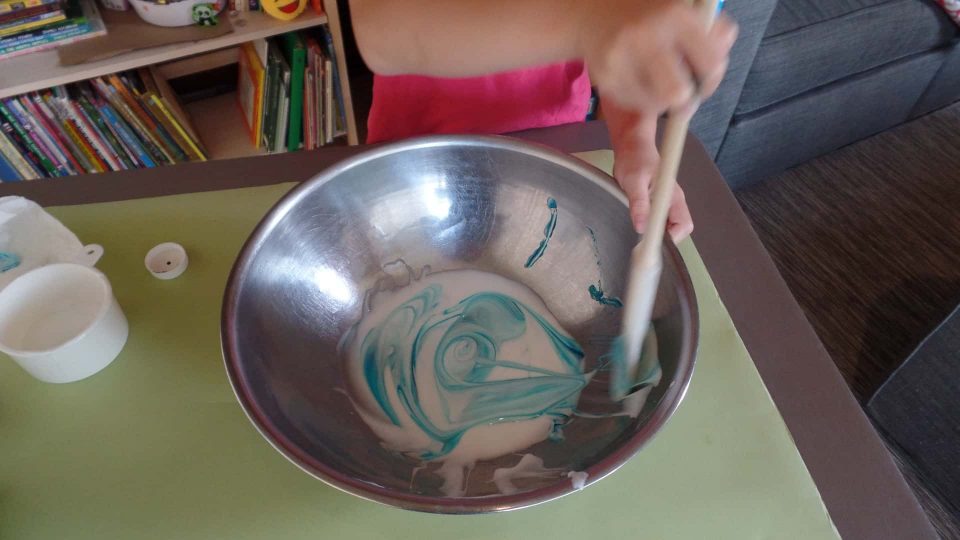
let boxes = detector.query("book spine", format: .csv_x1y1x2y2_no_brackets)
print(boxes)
16,95,79,175
0,27,90,60
28,92,87,174
261,46,280,151
0,9,64,33
0,3,59,25
76,93,135,170
153,96,205,161
321,28,346,136
140,93,190,160
323,58,333,144
65,99,119,171
0,119,45,177
8,96,73,176
0,19,87,46
146,94,203,162
0,10,65,37
0,127,38,179
108,74,184,162
97,103,155,168
0,0,60,15
44,92,105,173
92,78,170,165
303,67,313,150
0,99,58,176
0,143,22,181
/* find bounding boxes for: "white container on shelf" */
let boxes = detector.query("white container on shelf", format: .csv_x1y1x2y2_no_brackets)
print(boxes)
129,0,224,27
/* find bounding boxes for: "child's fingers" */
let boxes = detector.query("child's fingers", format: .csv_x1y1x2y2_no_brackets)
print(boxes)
644,53,697,111
608,108,660,232
667,185,694,243
675,14,738,99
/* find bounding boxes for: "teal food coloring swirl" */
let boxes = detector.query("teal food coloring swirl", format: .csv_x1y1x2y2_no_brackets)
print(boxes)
586,226,622,307
360,283,587,459
524,197,558,268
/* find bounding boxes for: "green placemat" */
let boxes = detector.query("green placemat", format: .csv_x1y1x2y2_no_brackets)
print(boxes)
0,152,839,539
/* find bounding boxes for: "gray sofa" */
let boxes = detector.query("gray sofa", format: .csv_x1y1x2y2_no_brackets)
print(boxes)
692,0,960,190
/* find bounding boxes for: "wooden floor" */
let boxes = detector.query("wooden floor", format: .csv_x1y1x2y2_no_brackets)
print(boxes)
736,102,960,539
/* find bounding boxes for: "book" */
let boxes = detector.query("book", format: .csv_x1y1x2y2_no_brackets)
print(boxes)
142,93,198,162
307,38,325,148
274,58,290,153
24,93,85,174
0,114,45,177
0,2,59,25
97,101,155,168
109,73,185,162
6,97,72,176
280,31,306,152
261,39,282,152
91,78,169,166
0,99,59,177
31,92,93,173
76,90,137,169
0,0,60,15
303,65,313,150
66,96,121,171
251,36,267,66
0,144,22,181
0,0,104,60
0,9,65,36
320,26,346,137
44,91,105,173
323,57,333,144
237,41,265,148
0,128,36,179
145,66,206,155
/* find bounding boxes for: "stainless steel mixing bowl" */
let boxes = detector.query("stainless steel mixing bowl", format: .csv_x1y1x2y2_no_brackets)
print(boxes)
222,135,698,513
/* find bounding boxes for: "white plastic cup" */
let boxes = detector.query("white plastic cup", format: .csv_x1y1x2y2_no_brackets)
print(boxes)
0,263,129,383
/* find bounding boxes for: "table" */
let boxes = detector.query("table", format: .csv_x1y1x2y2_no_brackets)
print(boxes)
0,121,937,540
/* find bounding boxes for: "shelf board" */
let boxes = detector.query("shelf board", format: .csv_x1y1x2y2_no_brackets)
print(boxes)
0,11,326,100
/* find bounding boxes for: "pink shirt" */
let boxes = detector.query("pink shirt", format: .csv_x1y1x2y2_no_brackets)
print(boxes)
366,61,592,143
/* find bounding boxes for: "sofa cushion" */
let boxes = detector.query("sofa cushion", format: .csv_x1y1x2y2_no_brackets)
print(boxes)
736,0,956,115
717,48,947,189
689,0,779,158
912,39,960,117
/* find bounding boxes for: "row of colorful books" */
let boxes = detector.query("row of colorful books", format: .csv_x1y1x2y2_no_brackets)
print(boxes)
0,0,105,60
237,27,346,154
0,69,206,181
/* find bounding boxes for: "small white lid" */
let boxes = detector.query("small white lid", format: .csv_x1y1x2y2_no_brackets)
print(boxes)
145,242,188,280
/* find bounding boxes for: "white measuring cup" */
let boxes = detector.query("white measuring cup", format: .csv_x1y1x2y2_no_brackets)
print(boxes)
0,263,128,383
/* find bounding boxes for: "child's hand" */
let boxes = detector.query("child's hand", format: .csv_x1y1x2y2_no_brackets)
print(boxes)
606,99,693,242
580,0,738,112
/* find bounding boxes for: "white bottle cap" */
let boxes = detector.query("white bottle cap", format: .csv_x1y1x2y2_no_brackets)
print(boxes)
145,242,188,280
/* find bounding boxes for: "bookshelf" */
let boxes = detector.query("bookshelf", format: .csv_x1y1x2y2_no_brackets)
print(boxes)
0,11,328,100
0,1,361,180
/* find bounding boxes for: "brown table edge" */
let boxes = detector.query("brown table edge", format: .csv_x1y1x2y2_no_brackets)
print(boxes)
0,120,936,539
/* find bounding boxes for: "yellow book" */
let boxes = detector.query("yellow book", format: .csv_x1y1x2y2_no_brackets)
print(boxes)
0,11,66,36
237,41,265,148
0,0,59,15
149,94,206,161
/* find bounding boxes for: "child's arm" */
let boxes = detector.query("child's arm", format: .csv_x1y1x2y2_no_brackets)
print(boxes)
351,0,737,241
351,0,736,112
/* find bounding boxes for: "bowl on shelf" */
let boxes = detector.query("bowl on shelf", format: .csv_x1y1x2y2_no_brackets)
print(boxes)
221,135,699,513
129,0,223,27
